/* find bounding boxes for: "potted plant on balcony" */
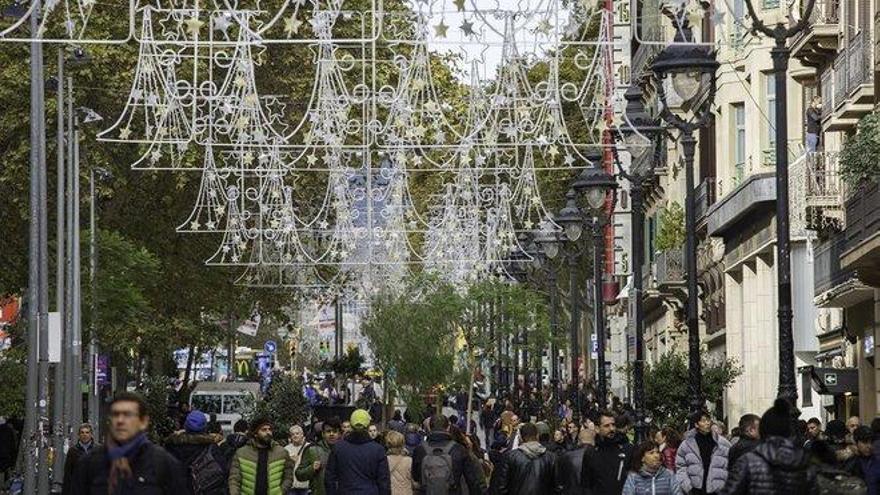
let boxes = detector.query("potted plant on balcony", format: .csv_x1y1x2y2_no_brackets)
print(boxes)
840,112,880,186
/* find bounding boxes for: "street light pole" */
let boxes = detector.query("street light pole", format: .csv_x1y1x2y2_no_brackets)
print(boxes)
51,47,67,491
615,84,664,442
547,262,559,404
23,0,50,491
590,217,607,410
567,250,580,416
681,131,701,415
651,12,718,417
742,0,816,407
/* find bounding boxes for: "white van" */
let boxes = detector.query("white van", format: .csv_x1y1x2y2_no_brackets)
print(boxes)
189,382,261,433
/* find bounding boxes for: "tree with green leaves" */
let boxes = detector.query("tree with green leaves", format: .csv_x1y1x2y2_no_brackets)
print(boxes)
251,371,309,441
620,351,742,428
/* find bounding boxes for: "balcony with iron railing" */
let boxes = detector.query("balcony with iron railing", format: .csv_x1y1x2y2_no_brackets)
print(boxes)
790,0,840,70
695,177,717,222
841,178,880,285
641,247,687,318
822,31,874,131
790,151,847,234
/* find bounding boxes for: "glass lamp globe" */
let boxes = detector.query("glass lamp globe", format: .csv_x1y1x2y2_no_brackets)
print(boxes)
564,223,582,243
623,131,649,160
672,70,703,102
585,187,607,211
543,239,560,259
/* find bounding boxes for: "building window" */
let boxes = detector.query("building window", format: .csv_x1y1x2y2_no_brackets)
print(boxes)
765,73,776,164
763,0,779,8
733,103,746,184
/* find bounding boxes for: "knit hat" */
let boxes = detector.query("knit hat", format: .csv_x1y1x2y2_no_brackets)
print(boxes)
351,409,371,429
759,398,792,439
184,410,207,433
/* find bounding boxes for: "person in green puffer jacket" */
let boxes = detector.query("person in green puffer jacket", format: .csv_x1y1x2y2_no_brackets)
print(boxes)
228,416,294,495
296,417,342,495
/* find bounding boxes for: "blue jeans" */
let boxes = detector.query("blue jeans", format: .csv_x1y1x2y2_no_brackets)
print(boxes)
806,133,819,152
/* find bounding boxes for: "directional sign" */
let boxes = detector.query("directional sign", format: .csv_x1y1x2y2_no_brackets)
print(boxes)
824,373,838,386
264,340,277,354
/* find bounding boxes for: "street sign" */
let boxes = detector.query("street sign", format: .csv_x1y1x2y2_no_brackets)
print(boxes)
824,373,838,386
264,340,277,354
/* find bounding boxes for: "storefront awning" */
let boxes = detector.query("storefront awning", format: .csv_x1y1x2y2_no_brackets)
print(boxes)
799,366,859,408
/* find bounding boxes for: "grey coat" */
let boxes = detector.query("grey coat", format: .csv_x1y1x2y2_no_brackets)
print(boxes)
675,429,731,493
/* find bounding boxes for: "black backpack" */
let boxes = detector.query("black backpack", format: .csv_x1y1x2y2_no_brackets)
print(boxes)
189,445,226,493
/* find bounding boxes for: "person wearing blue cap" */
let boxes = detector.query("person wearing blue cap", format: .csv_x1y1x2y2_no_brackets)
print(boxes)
165,409,228,494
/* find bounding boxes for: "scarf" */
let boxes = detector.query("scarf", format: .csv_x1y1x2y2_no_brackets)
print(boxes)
106,432,148,494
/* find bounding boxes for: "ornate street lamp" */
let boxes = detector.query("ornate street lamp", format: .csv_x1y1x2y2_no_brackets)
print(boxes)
554,189,585,414
741,0,816,407
533,228,561,405
652,14,718,416
614,83,665,441
572,163,618,411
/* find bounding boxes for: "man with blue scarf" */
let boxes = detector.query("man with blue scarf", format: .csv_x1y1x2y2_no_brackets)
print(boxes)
70,391,188,494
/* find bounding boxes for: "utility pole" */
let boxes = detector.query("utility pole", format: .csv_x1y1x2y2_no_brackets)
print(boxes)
24,0,50,492
51,47,67,491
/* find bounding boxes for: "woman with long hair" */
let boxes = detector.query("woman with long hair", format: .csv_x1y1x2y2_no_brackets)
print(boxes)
623,441,682,495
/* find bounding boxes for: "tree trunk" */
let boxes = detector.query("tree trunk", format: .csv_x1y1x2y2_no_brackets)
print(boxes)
182,343,196,388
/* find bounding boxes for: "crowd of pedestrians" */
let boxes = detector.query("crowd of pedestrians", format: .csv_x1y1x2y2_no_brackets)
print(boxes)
52,386,880,495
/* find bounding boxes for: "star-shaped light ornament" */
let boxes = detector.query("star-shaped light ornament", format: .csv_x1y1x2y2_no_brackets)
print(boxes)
119,127,131,139
453,0,466,11
536,18,552,35
184,15,204,38
434,20,449,38
460,19,475,36
711,8,726,25
213,13,232,36
284,15,303,37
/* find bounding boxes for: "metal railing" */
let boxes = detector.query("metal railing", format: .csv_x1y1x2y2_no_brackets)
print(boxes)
804,0,839,24
820,69,833,120
695,177,716,221
846,32,873,93
654,249,685,287
791,151,846,232
825,31,874,114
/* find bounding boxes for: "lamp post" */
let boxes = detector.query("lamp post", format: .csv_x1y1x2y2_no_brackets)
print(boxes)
554,190,585,416
741,0,816,407
534,228,561,406
651,13,719,416
614,84,665,441
571,164,619,411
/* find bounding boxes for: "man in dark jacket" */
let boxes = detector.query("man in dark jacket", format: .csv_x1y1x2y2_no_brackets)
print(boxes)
720,399,817,495
496,422,557,494
70,392,188,495
580,411,632,495
62,423,99,495
412,414,484,495
324,409,390,495
222,419,249,467
556,420,595,495
727,414,759,469
165,410,227,494
850,425,880,494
